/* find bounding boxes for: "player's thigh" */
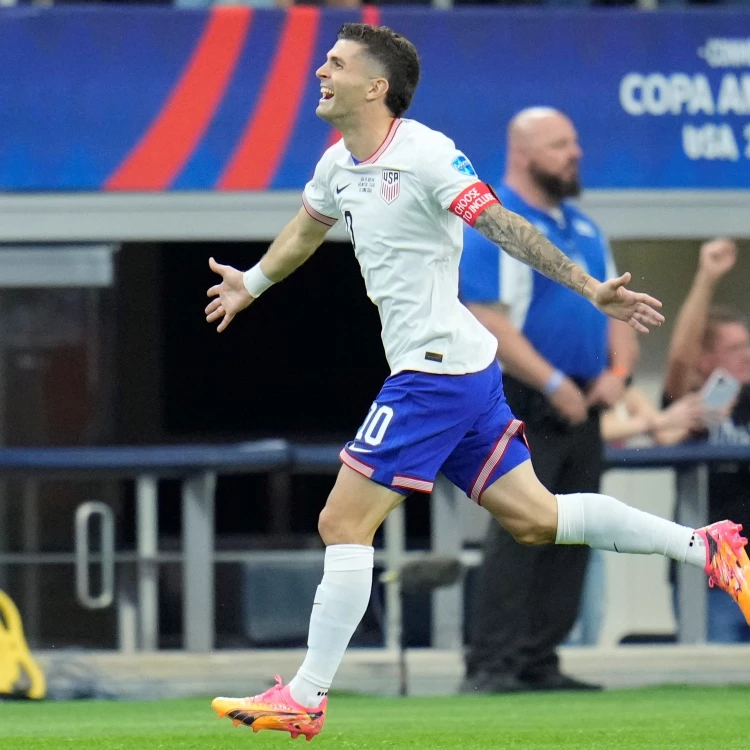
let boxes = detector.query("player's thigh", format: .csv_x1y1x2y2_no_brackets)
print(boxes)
318,464,405,547
480,460,558,546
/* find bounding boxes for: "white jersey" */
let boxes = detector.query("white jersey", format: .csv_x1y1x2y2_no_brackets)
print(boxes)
302,118,499,376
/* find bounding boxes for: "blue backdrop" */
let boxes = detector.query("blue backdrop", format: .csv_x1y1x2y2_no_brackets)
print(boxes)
0,6,748,190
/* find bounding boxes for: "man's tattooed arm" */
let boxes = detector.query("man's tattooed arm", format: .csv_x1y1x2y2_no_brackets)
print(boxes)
474,203,595,299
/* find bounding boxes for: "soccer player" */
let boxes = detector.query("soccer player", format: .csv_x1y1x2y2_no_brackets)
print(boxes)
206,23,750,741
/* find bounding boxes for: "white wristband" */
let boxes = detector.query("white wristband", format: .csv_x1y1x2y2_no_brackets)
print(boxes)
243,264,274,299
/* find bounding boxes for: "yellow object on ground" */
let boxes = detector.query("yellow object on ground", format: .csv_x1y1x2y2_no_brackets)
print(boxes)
0,590,46,699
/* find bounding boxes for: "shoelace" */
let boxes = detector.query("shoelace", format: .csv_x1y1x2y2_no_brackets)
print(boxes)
250,675,287,706
250,675,300,711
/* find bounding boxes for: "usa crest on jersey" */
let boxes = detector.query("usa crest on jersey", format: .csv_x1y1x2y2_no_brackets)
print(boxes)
380,170,400,204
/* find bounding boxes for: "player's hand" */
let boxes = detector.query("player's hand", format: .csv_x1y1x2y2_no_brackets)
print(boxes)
205,257,254,333
549,377,588,425
587,369,626,409
698,238,736,282
591,273,664,334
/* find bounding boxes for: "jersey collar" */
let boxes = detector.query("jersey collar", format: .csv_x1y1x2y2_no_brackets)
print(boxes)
350,118,402,166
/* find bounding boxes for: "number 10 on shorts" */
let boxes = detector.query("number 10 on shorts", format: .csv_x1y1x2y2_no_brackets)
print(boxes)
355,403,394,446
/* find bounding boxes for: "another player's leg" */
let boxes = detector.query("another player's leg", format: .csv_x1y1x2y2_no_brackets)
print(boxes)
480,460,750,625
213,466,403,740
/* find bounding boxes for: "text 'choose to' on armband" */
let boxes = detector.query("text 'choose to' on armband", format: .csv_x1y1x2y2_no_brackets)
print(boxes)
449,183,500,226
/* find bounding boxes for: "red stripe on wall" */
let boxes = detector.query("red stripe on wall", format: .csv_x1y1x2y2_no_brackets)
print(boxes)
321,6,379,154
218,6,320,190
362,5,380,27
105,7,252,191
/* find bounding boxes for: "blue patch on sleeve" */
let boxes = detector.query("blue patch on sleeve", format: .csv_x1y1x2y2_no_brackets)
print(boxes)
451,155,477,177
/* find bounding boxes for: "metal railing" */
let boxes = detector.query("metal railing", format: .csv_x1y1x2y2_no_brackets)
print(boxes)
0,440,746,652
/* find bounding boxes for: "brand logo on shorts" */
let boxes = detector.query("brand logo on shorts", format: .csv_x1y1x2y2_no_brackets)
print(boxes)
348,445,373,454
424,351,444,363
380,170,400,204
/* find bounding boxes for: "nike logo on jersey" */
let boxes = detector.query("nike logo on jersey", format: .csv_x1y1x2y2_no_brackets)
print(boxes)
336,184,351,194
348,445,373,454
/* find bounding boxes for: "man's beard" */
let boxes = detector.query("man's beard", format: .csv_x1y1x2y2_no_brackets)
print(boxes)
529,162,581,201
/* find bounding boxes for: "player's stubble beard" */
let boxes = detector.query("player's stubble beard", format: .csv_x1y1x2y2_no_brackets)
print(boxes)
528,161,581,203
316,86,368,134
316,101,353,131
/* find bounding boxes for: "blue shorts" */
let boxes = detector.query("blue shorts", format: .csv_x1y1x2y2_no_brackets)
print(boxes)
339,361,530,503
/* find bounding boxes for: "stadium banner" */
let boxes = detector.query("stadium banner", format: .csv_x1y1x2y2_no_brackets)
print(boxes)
0,6,749,191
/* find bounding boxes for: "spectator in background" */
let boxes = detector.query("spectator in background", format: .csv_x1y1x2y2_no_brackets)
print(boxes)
663,238,750,642
459,107,638,692
601,387,706,447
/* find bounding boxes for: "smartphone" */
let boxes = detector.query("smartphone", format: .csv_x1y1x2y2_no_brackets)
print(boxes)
700,368,740,411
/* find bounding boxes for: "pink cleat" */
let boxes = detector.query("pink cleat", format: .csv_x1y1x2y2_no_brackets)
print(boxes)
212,675,327,741
695,520,750,625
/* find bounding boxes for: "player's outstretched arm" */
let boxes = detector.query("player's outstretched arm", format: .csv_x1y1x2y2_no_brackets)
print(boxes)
473,204,664,334
205,207,330,332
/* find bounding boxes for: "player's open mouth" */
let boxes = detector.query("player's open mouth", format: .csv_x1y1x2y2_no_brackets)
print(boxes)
320,87,334,102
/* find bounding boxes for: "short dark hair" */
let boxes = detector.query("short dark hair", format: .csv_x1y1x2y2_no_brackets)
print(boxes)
337,23,420,118
704,305,748,349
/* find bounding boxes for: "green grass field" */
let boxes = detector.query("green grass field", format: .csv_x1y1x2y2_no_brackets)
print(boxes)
1,686,747,749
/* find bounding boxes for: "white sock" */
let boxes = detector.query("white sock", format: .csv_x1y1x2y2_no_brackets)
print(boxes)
289,544,374,708
556,492,707,568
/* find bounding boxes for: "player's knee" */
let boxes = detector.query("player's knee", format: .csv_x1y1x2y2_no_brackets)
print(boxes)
318,506,361,546
317,506,338,544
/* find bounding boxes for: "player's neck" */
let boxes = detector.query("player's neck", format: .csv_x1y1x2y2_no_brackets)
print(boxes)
504,174,561,213
341,114,397,162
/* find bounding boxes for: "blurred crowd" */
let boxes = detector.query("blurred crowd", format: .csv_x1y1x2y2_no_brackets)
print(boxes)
605,238,748,454
597,237,748,456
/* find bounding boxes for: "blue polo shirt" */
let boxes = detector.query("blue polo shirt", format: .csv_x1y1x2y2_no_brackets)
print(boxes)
459,184,615,381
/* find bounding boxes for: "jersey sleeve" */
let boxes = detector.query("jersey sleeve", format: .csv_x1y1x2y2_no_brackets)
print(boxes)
301,157,339,227
416,137,500,226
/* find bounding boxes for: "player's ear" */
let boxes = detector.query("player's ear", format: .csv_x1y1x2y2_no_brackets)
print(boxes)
366,77,389,103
